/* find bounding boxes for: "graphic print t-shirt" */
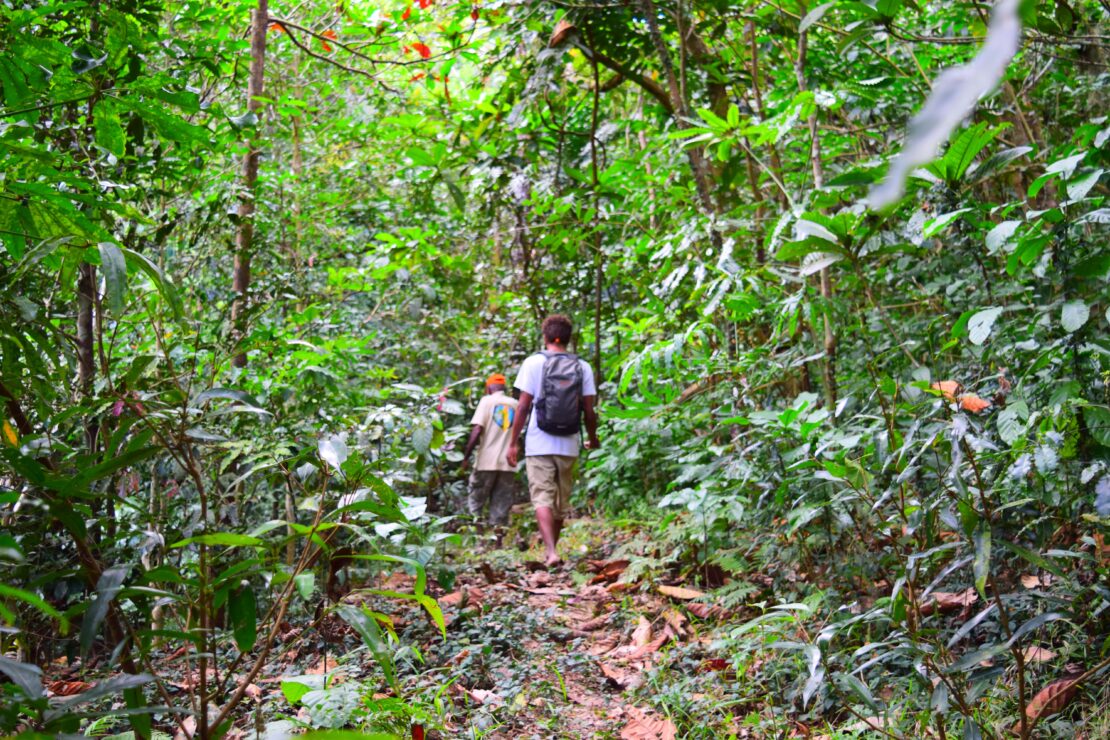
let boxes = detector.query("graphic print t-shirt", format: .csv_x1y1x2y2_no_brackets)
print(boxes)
513,352,597,458
472,391,519,472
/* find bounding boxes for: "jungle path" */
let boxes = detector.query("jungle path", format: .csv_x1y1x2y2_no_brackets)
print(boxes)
415,515,715,739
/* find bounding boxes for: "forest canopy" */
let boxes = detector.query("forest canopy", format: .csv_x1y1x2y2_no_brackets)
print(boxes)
0,0,1108,738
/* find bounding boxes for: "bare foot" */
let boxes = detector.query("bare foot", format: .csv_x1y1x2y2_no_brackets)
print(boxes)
545,554,563,568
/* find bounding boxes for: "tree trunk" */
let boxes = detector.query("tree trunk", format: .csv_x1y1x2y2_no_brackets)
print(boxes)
638,0,720,249
231,0,269,367
794,8,838,411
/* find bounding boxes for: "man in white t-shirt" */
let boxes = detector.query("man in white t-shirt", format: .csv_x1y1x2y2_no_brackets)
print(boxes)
506,315,600,567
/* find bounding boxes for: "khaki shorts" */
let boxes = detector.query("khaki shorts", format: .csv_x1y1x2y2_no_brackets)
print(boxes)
525,455,577,518
468,470,515,526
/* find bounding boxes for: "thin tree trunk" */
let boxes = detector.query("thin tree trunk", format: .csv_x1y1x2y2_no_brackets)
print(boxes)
589,34,604,379
794,8,838,411
231,0,269,368
77,262,98,454
747,22,788,207
638,0,720,249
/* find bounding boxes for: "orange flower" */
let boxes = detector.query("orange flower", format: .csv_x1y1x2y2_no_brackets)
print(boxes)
411,42,431,58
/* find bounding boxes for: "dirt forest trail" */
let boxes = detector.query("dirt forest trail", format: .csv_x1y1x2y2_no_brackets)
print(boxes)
415,515,714,739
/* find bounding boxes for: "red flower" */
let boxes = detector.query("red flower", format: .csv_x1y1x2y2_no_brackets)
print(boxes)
402,6,411,20
470,8,479,20
418,0,433,8
411,42,431,58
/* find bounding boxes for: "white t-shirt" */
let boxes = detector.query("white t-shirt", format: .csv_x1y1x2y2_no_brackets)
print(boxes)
514,352,597,458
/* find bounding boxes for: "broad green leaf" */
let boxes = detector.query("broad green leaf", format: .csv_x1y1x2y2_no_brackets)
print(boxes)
799,2,836,32
171,533,264,548
336,604,396,689
228,587,257,652
1061,300,1089,333
98,242,127,313
80,565,129,653
996,400,1027,446
1082,406,1110,447
973,524,991,601
967,307,1003,346
0,656,43,699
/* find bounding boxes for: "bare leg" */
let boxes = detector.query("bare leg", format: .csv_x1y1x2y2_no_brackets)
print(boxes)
535,506,562,566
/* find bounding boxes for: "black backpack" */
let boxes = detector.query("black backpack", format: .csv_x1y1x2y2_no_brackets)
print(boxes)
533,351,583,436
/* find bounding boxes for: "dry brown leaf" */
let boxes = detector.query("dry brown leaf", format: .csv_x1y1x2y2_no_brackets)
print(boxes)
919,587,977,616
959,393,991,413
479,562,500,584
437,587,484,609
1025,674,1081,721
629,629,672,659
548,19,576,48
578,614,612,631
46,680,91,696
662,609,688,637
632,615,652,647
658,584,705,600
468,688,504,706
305,656,340,675
620,706,677,740
589,559,631,585
599,661,642,690
932,380,962,401
1022,646,1057,663
1021,574,1041,589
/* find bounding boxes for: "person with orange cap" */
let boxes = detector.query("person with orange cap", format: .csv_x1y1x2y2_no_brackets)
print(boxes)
460,373,520,545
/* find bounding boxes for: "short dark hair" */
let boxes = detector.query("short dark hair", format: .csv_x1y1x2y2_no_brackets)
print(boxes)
542,314,573,346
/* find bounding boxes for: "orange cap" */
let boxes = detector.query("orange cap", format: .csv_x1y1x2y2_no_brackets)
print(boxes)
486,373,506,387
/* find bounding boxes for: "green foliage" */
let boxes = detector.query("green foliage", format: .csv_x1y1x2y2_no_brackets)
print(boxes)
0,0,1109,737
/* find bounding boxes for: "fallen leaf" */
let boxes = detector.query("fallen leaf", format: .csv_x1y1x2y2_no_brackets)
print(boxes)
620,706,677,740
932,380,962,401
599,661,642,690
437,587,484,609
479,562,500,584
632,615,652,647
662,609,687,637
658,584,705,600
919,587,978,616
244,683,263,700
549,19,576,48
1022,646,1057,663
306,655,340,674
629,629,673,659
589,559,631,585
47,680,91,696
959,393,991,413
1024,674,1081,722
578,614,612,631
